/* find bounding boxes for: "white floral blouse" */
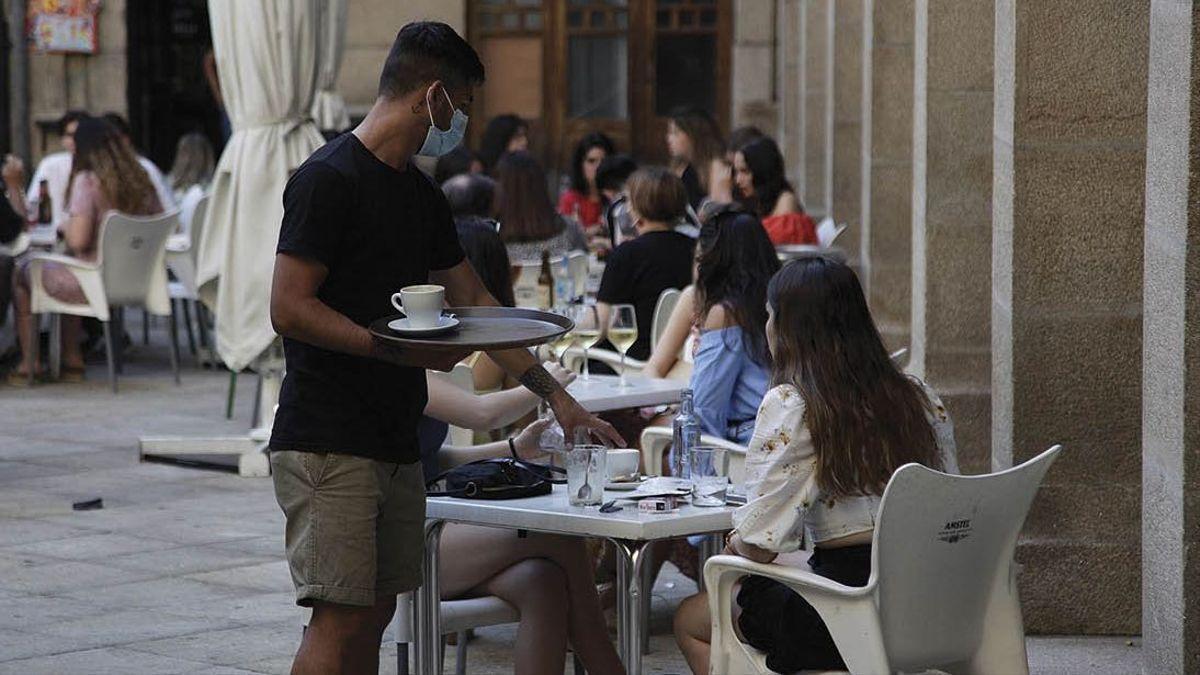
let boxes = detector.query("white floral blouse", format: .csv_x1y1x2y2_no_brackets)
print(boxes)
731,379,959,553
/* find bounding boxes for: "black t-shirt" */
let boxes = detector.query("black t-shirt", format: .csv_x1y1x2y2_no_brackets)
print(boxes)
270,134,465,462
680,164,705,210
596,230,695,361
0,194,22,245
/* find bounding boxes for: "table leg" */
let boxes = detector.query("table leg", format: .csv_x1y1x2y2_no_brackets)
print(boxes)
610,539,650,674
414,519,445,675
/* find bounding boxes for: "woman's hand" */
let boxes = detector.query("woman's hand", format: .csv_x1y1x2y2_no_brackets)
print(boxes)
512,418,552,460
2,155,25,187
725,532,778,564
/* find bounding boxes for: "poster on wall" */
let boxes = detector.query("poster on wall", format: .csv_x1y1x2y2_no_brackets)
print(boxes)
27,0,102,54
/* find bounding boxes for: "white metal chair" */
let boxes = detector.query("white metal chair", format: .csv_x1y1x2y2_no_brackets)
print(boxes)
27,210,181,392
561,287,682,375
393,591,520,675
705,444,1062,675
512,251,587,308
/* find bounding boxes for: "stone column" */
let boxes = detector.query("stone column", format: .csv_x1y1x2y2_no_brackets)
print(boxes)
1142,0,1198,670
992,0,1147,634
800,0,833,217
831,0,865,266
732,0,778,132
776,0,804,188
862,0,913,349
910,0,993,472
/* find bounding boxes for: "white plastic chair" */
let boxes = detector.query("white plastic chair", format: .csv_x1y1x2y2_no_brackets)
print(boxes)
889,347,909,370
165,193,211,361
561,288,682,375
27,210,181,392
639,425,748,484
393,591,520,675
0,231,30,257
705,444,1062,675
816,218,848,248
512,251,586,308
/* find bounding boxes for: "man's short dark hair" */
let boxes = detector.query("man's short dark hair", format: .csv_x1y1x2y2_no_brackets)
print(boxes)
59,110,89,134
379,22,485,99
596,154,638,193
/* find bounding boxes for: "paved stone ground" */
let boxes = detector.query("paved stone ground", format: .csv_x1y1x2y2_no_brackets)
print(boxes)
0,320,1144,674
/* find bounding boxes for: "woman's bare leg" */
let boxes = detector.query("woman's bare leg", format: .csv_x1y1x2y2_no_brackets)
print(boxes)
60,316,84,369
12,270,36,376
475,558,569,675
439,524,624,674
673,592,712,675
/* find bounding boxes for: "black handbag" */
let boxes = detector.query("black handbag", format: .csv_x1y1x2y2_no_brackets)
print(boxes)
426,458,565,500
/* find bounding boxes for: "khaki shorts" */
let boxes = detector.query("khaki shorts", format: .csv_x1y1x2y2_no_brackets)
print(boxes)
270,450,426,607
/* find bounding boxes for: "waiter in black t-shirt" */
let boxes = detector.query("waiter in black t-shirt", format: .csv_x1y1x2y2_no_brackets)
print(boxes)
268,22,623,674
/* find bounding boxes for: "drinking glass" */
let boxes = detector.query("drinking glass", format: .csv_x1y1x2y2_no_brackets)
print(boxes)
607,304,638,388
565,444,607,506
547,307,576,366
569,304,601,380
689,446,729,507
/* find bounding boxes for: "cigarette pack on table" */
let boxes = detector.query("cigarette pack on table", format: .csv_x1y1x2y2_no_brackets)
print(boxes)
638,496,680,513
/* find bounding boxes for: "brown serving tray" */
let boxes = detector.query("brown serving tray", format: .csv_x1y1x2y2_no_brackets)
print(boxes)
369,306,574,351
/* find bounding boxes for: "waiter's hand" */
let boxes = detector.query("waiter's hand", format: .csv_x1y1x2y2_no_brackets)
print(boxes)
546,388,625,448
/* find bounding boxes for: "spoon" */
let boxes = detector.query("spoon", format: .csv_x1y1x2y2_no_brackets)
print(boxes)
576,458,594,502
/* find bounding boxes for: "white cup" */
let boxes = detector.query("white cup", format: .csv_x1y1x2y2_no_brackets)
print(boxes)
391,284,445,329
606,448,640,481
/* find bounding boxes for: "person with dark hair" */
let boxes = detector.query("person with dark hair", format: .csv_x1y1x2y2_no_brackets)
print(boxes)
595,167,694,362
493,151,587,264
727,125,765,155
433,144,483,184
442,172,495,221
673,257,958,674
557,132,615,231
478,113,528,172
0,155,28,332
666,107,725,210
10,117,162,385
734,136,817,246
268,21,621,674
597,153,640,246
25,109,89,227
455,216,512,307
101,112,177,212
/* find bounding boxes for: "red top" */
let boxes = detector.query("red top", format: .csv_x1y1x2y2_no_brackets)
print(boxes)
761,211,818,246
557,189,604,229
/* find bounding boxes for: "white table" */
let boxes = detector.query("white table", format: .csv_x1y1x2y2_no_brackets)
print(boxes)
565,374,683,413
415,485,734,674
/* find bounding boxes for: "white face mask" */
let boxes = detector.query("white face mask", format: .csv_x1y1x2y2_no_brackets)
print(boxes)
417,87,468,158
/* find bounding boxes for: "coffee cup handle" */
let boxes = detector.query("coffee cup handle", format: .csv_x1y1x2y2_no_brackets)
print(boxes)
391,292,404,313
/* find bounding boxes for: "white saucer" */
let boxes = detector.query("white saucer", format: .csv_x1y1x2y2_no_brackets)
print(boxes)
387,315,460,336
605,479,644,491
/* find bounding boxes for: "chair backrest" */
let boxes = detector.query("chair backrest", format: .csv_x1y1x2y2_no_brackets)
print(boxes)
871,445,1061,669
889,347,909,369
186,193,210,263
99,210,180,311
816,217,848,248
650,287,682,350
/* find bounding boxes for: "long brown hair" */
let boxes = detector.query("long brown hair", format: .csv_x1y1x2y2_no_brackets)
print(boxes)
66,116,160,215
670,108,725,192
767,257,941,497
493,151,561,243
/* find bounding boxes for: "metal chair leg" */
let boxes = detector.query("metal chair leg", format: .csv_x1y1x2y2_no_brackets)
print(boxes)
397,642,409,675
102,319,117,393
251,372,264,427
114,307,124,374
166,303,181,385
573,654,585,675
454,631,468,675
641,544,655,655
28,313,39,385
142,309,149,345
48,314,61,381
182,299,197,356
225,370,237,419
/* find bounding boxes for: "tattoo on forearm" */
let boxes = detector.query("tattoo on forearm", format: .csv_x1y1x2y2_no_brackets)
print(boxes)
519,364,563,399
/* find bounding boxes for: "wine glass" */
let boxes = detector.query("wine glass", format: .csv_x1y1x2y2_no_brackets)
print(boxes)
608,304,638,387
569,303,601,380
547,307,576,366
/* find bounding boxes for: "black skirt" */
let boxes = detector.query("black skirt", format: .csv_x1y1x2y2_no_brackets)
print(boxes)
735,544,872,674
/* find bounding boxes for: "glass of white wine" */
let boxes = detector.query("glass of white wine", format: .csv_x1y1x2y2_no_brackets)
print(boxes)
608,304,638,387
548,308,577,366
570,304,602,380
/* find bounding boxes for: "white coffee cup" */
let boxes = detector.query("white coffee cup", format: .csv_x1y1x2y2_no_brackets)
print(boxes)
606,448,641,481
391,284,445,329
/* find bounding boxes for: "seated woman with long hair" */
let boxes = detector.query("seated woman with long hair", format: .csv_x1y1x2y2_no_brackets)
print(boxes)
478,113,529,174
10,116,162,385
557,132,615,233
734,136,817,246
673,256,958,674
418,369,624,675
666,108,726,211
494,151,587,265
